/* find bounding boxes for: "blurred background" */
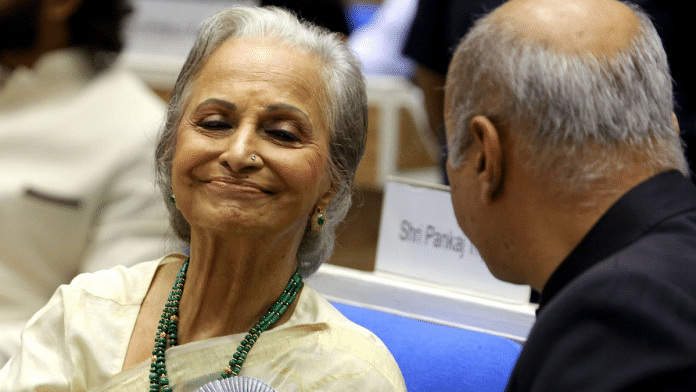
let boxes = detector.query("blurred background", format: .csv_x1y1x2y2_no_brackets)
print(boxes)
118,0,694,273
3,0,692,274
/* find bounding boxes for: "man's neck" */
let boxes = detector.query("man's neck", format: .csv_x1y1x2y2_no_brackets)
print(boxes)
512,167,659,292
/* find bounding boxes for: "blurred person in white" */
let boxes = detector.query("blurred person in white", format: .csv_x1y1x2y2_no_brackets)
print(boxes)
0,0,179,366
347,0,418,78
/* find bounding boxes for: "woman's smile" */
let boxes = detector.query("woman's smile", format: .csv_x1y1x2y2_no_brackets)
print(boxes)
204,177,274,199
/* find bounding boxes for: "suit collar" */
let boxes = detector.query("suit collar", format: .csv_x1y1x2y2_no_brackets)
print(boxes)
538,170,696,312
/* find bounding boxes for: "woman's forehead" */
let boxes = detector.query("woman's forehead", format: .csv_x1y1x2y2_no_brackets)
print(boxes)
195,38,323,94
184,37,329,129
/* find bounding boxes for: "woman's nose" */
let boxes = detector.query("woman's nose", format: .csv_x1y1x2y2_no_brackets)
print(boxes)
219,125,262,172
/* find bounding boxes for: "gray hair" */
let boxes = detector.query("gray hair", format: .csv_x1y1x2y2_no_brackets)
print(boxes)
155,6,367,276
446,2,688,193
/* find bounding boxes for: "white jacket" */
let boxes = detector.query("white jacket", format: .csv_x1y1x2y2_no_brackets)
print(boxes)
0,49,180,364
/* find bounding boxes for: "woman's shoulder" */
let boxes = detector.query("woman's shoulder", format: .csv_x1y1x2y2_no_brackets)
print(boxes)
287,284,376,337
67,255,182,305
0,255,187,390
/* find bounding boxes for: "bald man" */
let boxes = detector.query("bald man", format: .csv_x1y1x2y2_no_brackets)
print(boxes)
444,0,696,390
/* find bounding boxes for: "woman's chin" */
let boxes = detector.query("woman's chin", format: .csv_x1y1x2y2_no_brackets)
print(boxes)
191,221,270,238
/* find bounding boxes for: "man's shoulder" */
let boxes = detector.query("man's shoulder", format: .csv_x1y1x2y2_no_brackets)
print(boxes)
525,213,696,364
510,247,696,391
543,227,696,323
594,207,696,293
556,195,696,307
82,66,166,131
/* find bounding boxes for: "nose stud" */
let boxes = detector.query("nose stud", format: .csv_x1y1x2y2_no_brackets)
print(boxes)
251,154,257,161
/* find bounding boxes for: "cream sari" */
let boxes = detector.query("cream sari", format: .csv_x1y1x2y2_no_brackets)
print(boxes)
0,257,405,392
92,311,405,392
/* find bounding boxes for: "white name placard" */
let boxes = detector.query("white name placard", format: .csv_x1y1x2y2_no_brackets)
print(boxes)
375,178,531,303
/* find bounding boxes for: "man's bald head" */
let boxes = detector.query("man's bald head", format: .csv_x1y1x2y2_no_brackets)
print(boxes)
492,0,639,55
445,0,687,194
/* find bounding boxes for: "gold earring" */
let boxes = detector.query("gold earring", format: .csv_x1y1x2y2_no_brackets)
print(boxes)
311,207,326,232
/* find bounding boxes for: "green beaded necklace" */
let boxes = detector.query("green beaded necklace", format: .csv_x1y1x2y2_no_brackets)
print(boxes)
149,258,304,392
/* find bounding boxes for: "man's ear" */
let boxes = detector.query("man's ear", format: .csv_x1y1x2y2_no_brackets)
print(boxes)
672,112,681,135
469,115,503,202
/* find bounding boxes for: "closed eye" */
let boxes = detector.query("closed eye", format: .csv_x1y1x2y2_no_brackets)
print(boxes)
267,128,300,143
200,120,232,130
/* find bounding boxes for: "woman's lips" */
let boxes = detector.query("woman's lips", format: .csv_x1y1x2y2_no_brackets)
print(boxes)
205,178,272,199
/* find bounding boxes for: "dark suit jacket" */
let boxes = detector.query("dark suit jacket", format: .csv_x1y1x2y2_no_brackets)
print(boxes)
403,0,506,76
506,171,696,391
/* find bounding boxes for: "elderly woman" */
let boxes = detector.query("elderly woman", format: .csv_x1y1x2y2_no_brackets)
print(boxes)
0,6,406,392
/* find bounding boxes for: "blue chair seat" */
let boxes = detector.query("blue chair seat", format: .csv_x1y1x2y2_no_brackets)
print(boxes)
332,302,521,392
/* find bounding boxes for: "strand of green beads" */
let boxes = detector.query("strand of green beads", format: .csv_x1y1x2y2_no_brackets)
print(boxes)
219,272,303,379
150,258,189,392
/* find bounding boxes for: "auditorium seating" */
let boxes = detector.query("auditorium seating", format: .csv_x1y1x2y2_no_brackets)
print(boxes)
333,301,522,392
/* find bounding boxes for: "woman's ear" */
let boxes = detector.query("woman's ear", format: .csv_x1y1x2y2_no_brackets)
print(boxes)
469,115,503,203
316,180,338,211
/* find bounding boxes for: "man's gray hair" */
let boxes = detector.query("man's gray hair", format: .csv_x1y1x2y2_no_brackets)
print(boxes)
155,6,367,276
446,2,687,192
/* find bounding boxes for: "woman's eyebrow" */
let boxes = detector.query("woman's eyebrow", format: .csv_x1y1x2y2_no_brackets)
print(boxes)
266,103,311,124
196,98,237,111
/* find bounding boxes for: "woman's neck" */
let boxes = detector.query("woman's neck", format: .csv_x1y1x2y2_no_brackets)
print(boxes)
177,229,303,344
